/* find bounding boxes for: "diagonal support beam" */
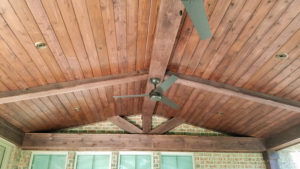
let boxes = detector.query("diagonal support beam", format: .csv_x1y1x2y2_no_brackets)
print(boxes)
142,0,185,133
109,116,142,134
169,72,300,113
150,117,184,134
266,123,300,150
0,117,24,146
0,72,148,104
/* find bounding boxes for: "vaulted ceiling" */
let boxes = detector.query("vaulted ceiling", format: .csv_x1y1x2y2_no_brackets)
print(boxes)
0,0,299,139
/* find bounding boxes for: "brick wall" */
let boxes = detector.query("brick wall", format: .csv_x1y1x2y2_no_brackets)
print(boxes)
7,115,266,169
59,115,224,136
8,150,266,169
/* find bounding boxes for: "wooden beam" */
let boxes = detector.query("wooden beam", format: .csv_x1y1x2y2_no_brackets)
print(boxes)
168,72,300,113
263,151,280,169
109,116,142,134
142,0,185,133
266,123,300,150
22,133,266,152
150,118,184,134
0,72,148,104
0,118,24,146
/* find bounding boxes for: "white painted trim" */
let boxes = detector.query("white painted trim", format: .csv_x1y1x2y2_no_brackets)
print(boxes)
160,152,194,156
74,151,112,169
118,151,153,169
28,151,68,169
160,152,195,169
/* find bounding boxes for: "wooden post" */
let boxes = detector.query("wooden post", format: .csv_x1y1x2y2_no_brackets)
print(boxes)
263,151,280,169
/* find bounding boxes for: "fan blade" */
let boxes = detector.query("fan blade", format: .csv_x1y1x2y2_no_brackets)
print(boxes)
160,96,179,109
113,94,149,99
158,75,178,92
182,0,212,40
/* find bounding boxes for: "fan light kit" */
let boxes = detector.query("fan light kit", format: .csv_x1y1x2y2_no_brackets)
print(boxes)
113,75,180,109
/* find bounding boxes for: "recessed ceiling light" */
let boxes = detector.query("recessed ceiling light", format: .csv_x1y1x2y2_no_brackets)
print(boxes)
275,53,288,59
74,107,81,112
34,42,47,49
216,112,223,115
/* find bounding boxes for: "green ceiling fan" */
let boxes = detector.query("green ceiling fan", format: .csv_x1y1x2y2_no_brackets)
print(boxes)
182,0,212,40
113,75,179,109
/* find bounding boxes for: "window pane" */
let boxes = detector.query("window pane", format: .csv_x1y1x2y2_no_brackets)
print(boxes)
120,155,135,169
0,145,6,167
49,155,67,169
31,154,66,169
31,155,50,169
161,155,177,169
76,155,93,169
177,156,193,169
93,155,110,169
136,155,151,169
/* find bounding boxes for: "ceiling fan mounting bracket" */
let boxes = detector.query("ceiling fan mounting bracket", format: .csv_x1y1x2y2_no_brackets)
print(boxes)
150,78,161,85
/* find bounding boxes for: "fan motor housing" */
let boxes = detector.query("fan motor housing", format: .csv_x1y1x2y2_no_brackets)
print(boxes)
150,90,162,101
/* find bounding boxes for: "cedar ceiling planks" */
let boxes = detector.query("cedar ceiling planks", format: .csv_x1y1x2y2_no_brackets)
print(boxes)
0,80,147,132
168,0,300,102
155,84,300,138
0,0,299,138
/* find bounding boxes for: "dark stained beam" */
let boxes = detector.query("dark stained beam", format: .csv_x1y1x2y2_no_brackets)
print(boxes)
168,72,300,113
22,133,266,152
263,151,280,169
109,116,142,134
150,118,184,134
0,72,148,104
0,118,24,146
142,0,185,133
266,123,300,150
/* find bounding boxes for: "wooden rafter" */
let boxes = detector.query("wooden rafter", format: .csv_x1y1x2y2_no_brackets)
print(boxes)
150,117,184,134
169,72,300,113
266,123,300,150
109,116,142,134
22,133,266,152
142,0,185,133
0,72,148,104
0,117,24,146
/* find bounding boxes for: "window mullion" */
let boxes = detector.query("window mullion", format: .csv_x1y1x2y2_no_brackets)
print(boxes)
47,155,52,169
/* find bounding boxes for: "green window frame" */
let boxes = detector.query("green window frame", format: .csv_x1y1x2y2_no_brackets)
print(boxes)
118,152,152,169
75,152,111,169
161,153,194,169
0,138,13,169
29,152,68,169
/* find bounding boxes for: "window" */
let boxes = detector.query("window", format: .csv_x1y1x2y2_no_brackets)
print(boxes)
161,153,194,169
119,152,152,169
30,152,67,169
75,152,111,169
0,138,13,169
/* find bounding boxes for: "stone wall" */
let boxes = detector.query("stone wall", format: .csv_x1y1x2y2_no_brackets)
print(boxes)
7,115,266,169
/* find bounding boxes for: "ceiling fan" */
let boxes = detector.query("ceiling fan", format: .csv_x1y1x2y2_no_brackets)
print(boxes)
113,75,179,109
181,0,212,40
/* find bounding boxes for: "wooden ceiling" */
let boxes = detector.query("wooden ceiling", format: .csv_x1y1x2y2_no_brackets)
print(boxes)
0,0,299,139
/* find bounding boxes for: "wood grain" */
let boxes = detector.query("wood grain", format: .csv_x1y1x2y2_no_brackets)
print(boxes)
0,72,147,104
109,116,142,134
22,133,266,152
142,0,184,133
